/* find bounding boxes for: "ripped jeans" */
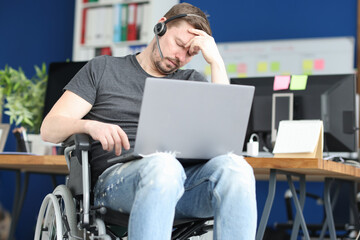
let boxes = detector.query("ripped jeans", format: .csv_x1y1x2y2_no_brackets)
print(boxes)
93,153,257,240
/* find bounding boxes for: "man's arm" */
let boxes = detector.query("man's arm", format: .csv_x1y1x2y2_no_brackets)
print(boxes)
41,90,129,155
186,28,229,84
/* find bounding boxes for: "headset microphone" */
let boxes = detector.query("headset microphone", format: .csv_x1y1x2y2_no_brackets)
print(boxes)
155,34,164,59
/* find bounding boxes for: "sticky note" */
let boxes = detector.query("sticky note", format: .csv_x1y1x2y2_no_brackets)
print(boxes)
290,75,308,90
273,75,291,91
271,62,280,72
237,73,247,78
237,63,247,73
204,65,211,76
302,60,313,71
257,62,268,73
226,64,237,73
314,59,325,70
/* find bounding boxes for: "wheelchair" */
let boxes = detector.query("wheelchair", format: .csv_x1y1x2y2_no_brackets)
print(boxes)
34,134,213,240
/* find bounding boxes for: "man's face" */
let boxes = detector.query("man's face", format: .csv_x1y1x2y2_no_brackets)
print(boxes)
152,21,198,75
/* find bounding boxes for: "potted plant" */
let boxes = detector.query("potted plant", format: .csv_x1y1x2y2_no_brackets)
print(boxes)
0,64,47,133
0,64,48,153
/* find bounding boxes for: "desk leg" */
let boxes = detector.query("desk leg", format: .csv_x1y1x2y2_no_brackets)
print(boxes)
349,182,359,230
8,170,21,240
287,174,309,240
319,179,340,239
8,172,30,240
323,178,337,240
256,169,277,240
51,174,57,189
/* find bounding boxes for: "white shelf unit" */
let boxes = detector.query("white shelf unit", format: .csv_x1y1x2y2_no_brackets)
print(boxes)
72,0,179,61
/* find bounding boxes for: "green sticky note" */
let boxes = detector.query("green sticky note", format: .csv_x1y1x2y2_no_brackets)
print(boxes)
303,70,312,75
290,75,308,90
226,64,237,73
257,62,267,72
204,65,211,76
270,61,280,72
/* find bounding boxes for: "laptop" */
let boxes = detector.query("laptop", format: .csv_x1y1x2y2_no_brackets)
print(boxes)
108,77,254,163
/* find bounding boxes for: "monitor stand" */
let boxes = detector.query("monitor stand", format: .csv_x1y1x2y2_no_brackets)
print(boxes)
271,93,294,145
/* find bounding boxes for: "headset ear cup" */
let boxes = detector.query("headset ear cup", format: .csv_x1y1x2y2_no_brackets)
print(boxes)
154,22,167,36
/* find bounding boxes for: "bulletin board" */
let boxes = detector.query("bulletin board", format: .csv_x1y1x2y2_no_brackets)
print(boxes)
184,37,355,80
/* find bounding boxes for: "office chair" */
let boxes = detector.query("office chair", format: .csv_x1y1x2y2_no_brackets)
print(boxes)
34,134,212,240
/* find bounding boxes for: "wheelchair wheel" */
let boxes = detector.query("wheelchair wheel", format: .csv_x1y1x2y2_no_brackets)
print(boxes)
34,185,80,240
34,193,63,239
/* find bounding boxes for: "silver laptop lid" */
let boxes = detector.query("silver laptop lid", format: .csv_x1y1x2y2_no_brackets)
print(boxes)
134,78,255,159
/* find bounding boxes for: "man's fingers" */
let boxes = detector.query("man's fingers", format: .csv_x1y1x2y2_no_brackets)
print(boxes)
111,130,122,155
99,136,109,151
89,122,129,155
188,28,208,36
117,128,130,150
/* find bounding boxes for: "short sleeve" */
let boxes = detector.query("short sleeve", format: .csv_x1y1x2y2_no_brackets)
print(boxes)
64,56,107,105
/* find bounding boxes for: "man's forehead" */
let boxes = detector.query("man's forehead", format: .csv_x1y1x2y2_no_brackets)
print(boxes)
170,22,196,43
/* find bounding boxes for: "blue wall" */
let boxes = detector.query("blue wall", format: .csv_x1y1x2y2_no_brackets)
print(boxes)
0,0,357,238
0,1,75,239
184,0,357,42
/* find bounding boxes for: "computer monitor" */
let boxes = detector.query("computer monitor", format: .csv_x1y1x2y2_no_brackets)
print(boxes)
231,74,358,158
43,61,87,119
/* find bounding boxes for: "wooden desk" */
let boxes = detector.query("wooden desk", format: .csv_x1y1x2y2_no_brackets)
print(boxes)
0,154,67,174
246,157,360,240
1,155,360,240
246,157,360,181
1,155,358,180
0,154,67,240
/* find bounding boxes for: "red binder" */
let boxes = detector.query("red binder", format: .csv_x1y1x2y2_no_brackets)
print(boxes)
81,8,87,44
127,3,138,41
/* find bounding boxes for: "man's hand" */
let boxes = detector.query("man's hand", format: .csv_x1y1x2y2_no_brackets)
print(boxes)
185,28,229,84
185,28,221,65
85,120,130,156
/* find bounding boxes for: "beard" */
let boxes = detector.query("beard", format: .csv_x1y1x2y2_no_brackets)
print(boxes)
152,44,180,75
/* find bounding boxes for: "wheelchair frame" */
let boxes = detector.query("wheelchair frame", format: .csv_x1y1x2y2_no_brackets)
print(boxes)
34,134,212,240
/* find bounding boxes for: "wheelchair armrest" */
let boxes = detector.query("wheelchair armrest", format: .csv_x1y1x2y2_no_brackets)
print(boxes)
62,133,92,151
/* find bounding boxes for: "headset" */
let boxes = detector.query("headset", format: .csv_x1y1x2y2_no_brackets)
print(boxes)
153,13,205,59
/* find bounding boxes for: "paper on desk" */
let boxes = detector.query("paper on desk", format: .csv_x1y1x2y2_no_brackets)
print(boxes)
273,120,323,158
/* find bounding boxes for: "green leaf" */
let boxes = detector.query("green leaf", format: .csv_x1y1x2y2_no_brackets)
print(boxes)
1,63,48,133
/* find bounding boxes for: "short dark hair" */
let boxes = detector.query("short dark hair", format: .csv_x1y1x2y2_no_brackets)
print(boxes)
163,3,212,36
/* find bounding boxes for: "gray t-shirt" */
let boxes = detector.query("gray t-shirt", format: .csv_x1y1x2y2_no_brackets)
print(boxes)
65,54,207,182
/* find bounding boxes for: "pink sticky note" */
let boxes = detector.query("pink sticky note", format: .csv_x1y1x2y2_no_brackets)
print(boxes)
273,75,291,91
314,59,325,70
237,63,247,73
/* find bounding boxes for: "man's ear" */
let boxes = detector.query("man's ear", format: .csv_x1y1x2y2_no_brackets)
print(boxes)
157,17,167,23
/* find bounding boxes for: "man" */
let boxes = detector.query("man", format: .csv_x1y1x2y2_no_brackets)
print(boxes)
41,3,257,239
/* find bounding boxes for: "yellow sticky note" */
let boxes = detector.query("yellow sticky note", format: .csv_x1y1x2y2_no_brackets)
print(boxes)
237,73,247,78
271,62,280,72
204,65,211,76
302,60,313,71
226,64,237,73
290,75,308,90
257,62,268,72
